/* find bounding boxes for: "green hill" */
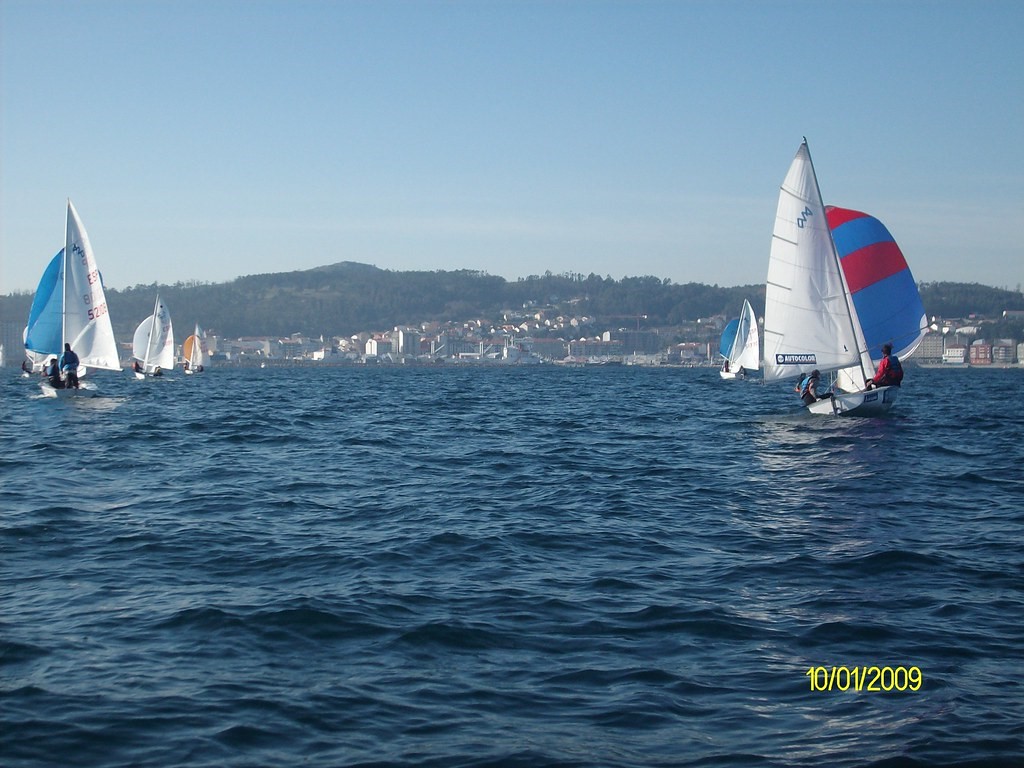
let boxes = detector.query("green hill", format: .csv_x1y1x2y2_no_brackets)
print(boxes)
2,263,1022,342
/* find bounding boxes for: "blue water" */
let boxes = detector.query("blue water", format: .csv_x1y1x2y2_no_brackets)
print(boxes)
2,365,1022,767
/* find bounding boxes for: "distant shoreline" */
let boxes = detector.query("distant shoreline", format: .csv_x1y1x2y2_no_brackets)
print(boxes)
913,363,1023,370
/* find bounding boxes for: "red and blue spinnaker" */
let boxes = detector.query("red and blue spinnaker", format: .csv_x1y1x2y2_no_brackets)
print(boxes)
826,207,926,363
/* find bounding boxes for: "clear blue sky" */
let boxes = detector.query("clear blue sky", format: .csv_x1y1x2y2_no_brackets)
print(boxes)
2,0,1021,294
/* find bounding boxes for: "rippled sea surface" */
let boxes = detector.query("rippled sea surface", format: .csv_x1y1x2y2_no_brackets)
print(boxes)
2,365,1022,767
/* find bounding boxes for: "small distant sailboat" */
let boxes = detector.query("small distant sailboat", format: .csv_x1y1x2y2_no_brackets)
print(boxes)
182,324,207,374
763,140,926,415
719,299,759,380
131,294,174,379
24,200,121,397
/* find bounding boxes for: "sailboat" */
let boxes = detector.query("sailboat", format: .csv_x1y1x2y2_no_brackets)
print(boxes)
763,140,926,416
23,201,121,396
131,294,174,379
182,324,206,374
719,299,759,380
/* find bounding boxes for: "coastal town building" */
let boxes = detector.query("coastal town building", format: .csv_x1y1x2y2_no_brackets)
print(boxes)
992,339,1015,364
916,331,945,362
568,337,624,360
942,345,968,365
969,340,992,365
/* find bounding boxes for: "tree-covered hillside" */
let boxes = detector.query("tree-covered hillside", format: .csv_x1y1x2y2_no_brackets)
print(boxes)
2,263,1022,341
916,282,1024,319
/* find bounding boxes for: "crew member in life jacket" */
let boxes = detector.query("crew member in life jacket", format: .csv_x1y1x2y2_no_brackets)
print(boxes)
59,343,80,389
44,357,64,389
795,369,826,406
865,343,904,390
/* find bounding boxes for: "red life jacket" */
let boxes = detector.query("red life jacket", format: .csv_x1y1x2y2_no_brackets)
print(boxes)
878,354,903,386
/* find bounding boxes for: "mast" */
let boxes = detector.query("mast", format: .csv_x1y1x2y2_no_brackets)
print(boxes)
62,200,70,351
803,139,871,384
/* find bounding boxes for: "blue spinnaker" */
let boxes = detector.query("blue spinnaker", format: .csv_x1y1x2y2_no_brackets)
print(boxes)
24,249,64,356
719,318,739,359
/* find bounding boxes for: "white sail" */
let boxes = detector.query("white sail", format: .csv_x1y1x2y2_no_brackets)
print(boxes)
732,299,760,371
132,294,174,374
63,201,121,371
762,143,861,382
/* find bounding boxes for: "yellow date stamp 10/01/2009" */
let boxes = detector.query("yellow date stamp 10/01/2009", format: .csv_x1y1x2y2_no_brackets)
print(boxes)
806,665,922,692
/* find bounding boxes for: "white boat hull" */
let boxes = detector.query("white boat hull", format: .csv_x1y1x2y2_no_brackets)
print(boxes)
807,385,898,416
719,370,746,380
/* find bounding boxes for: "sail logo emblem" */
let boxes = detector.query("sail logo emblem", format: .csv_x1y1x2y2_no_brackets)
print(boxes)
776,353,816,365
796,206,813,229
